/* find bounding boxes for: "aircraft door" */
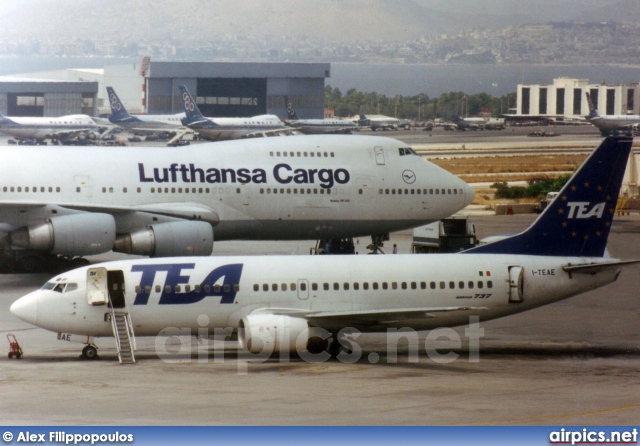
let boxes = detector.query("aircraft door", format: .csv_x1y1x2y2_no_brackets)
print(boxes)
508,266,524,303
87,267,109,305
374,146,385,165
297,279,309,300
107,270,126,309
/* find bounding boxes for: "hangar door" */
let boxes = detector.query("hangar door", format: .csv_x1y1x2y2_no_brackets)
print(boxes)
197,78,267,117
7,93,44,117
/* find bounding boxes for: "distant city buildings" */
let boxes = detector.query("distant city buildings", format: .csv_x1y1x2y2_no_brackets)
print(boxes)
1,22,639,65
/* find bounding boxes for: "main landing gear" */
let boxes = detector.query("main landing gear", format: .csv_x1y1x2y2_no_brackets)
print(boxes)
366,234,389,254
81,344,99,360
306,332,355,359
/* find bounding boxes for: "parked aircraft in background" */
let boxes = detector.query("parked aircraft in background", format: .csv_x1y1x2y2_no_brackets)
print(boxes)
0,134,473,272
484,118,506,130
0,112,111,144
585,92,640,136
284,96,357,134
179,86,297,140
10,136,636,361
357,109,400,131
450,112,487,130
106,87,188,143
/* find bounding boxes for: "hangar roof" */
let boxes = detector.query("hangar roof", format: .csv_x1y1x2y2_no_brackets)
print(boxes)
148,62,331,79
0,76,98,93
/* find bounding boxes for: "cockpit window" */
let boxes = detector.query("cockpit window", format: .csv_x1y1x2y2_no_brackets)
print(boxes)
399,147,418,156
42,282,78,293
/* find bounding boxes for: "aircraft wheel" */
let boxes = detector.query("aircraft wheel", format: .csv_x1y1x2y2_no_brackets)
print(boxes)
82,345,98,360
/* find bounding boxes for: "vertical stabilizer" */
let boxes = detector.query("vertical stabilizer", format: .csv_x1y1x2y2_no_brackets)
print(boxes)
464,136,633,257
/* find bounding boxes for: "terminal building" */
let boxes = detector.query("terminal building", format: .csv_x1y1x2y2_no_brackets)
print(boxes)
516,77,640,119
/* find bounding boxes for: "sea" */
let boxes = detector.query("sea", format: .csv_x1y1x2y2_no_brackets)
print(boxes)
2,56,640,97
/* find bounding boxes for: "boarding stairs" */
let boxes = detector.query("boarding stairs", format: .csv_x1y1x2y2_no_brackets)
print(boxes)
110,311,136,364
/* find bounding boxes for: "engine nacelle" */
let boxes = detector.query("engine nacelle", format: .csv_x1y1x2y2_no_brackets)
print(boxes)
113,220,213,257
10,213,116,257
239,314,309,354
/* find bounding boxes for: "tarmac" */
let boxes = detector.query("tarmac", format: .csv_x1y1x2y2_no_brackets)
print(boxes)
1,213,639,426
1,128,639,426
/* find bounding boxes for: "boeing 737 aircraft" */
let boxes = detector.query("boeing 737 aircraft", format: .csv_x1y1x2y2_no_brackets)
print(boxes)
357,109,400,131
0,112,110,144
106,87,187,141
284,96,357,134
9,136,635,362
0,134,473,272
585,92,640,136
179,86,297,140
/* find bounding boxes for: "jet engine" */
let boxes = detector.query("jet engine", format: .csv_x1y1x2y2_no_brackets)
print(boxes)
113,220,213,257
10,213,116,257
239,314,310,354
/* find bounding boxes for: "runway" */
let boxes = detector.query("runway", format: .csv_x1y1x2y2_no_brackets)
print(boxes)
1,214,639,425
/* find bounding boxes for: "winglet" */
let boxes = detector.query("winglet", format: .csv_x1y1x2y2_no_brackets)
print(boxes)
463,136,633,257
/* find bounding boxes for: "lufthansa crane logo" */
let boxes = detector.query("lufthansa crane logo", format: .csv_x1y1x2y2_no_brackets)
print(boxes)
402,170,416,184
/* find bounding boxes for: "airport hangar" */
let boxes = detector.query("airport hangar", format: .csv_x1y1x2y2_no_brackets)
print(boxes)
0,62,331,120
142,61,331,119
0,77,98,117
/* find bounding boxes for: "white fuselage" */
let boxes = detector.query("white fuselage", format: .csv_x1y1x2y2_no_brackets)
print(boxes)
586,114,640,132
288,119,357,135
11,253,620,338
0,114,102,140
0,135,473,242
191,115,293,140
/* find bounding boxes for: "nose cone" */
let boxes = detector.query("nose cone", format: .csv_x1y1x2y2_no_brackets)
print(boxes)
10,292,39,326
463,182,476,206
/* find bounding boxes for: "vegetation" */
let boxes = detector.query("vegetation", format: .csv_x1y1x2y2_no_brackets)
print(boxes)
325,86,517,120
492,175,572,200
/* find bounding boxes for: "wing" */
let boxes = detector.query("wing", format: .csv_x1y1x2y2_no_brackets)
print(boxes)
47,128,98,139
0,201,219,230
259,306,488,329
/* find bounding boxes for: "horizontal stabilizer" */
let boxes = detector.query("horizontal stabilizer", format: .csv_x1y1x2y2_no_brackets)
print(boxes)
562,259,640,274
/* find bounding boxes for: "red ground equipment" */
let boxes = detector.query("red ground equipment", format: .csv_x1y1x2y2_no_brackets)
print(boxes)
7,334,23,359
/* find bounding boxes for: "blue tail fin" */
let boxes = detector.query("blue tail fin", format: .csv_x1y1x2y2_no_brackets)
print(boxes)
464,136,633,257
178,85,214,128
106,87,139,124
357,106,368,122
585,92,600,120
